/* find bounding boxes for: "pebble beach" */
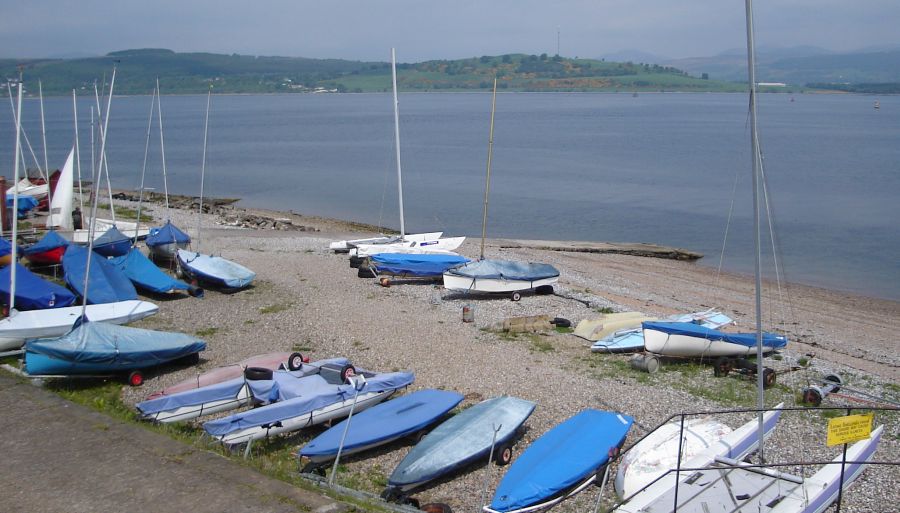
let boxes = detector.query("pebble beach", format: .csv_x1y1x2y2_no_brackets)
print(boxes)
116,199,898,513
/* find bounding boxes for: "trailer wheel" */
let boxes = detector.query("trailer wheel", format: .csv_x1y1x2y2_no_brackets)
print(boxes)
287,352,305,371
802,387,823,407
128,370,144,387
713,357,732,377
763,367,776,389
823,374,843,393
535,285,554,295
494,443,513,466
420,503,453,513
510,291,522,302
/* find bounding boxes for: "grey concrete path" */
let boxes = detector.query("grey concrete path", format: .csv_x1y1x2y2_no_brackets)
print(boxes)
0,373,353,513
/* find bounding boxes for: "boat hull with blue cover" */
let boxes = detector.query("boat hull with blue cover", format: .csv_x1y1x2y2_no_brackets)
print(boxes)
24,320,205,376
176,249,255,289
146,221,191,260
300,389,465,465
110,248,194,295
590,310,733,354
0,263,76,310
0,300,158,351
386,396,536,495
203,370,414,446
63,245,138,304
369,253,469,278
643,321,787,358
136,358,353,423
487,409,634,513
23,230,69,265
91,226,133,257
443,259,559,295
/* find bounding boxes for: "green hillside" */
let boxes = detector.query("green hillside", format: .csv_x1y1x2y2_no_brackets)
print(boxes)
1,49,744,96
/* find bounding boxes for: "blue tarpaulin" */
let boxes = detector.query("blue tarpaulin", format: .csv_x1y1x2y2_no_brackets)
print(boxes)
62,245,137,304
445,259,559,281
6,195,39,218
370,253,469,277
109,248,191,294
92,226,132,257
146,221,191,247
642,321,788,349
0,263,77,310
203,371,414,438
23,230,68,256
24,320,206,375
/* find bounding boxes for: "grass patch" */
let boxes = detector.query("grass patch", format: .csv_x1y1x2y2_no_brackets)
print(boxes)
259,302,293,314
98,203,153,222
595,307,615,314
195,327,219,337
529,335,554,353
554,326,574,334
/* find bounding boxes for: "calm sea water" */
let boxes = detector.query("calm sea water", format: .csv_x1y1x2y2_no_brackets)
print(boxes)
2,92,898,301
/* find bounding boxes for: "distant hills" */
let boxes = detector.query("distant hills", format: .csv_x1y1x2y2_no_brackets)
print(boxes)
662,46,900,91
2,47,897,96
0,48,742,96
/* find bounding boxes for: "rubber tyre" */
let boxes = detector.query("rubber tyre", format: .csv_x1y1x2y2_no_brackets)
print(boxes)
349,256,363,268
762,367,777,389
357,266,376,278
802,387,823,407
823,373,842,393
511,291,522,302
287,352,305,371
245,366,273,381
128,370,144,387
551,317,571,328
713,357,732,377
420,503,453,513
535,285,554,295
494,443,513,466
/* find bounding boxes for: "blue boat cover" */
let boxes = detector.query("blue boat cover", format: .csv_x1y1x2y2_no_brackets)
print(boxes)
146,221,191,248
23,230,69,256
109,248,191,294
445,259,559,281
389,396,536,489
0,263,77,310
92,226,133,257
0,236,12,257
135,358,351,416
300,389,465,459
177,250,255,289
6,195,39,218
24,320,206,375
62,245,138,304
642,321,788,349
203,372,414,438
370,253,469,277
489,410,634,512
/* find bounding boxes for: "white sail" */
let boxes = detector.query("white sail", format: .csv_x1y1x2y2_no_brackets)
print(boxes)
46,147,75,230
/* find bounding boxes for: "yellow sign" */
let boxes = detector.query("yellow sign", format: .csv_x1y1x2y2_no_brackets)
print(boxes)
826,413,874,447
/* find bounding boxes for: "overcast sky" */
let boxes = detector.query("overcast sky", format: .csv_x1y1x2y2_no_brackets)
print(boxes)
1,1,897,62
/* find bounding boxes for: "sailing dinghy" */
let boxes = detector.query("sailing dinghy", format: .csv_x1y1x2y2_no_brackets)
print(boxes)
146,220,191,261
299,389,464,469
202,369,414,446
485,409,634,513
442,79,558,301
384,395,535,500
642,321,787,358
23,230,69,266
110,248,197,296
588,310,733,354
62,245,137,304
330,232,442,253
0,263,76,311
364,253,469,280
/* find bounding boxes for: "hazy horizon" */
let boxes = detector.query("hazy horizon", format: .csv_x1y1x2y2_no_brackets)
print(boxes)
2,1,898,63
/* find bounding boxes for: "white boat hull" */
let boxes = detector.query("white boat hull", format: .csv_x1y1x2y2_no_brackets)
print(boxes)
215,389,396,446
643,325,782,358
146,386,254,423
330,232,443,252
351,236,465,257
442,272,558,294
0,300,159,351
71,219,151,243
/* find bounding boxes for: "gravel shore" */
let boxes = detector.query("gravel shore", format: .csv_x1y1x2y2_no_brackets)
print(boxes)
119,200,898,513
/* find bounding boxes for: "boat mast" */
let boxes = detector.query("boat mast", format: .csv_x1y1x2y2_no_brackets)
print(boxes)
81,67,116,321
744,0,766,462
135,86,157,243
8,81,24,311
157,78,170,215
72,90,85,225
197,86,212,253
479,78,498,260
390,48,405,239
39,80,52,209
